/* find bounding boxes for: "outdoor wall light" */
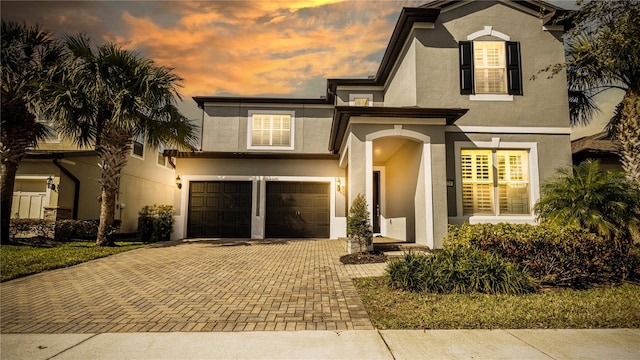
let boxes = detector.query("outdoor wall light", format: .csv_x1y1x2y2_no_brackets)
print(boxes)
176,175,182,189
336,178,342,192
46,176,56,191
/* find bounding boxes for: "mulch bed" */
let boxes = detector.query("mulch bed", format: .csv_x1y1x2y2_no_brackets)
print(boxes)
340,251,387,264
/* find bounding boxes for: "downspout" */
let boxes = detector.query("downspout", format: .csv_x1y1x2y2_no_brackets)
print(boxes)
53,157,80,220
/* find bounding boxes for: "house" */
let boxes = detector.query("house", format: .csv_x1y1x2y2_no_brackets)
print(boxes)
170,0,573,250
13,122,176,234
571,131,623,171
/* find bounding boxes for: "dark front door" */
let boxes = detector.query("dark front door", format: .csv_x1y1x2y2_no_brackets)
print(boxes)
187,181,252,238
265,181,329,238
373,171,381,233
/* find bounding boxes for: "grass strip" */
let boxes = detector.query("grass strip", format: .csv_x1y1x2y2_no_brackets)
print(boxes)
354,276,640,329
1,241,148,282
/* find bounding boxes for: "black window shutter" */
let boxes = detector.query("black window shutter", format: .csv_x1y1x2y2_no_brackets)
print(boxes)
506,41,523,95
459,41,474,95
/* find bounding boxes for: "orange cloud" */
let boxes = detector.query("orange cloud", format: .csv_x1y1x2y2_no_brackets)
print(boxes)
108,1,419,97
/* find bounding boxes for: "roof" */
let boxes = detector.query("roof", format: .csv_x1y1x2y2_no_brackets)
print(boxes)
23,150,98,159
193,96,330,109
329,106,468,153
571,132,618,155
165,150,338,160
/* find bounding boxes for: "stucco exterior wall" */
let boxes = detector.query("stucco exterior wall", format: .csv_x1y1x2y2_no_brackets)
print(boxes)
174,158,345,216
201,104,334,154
384,39,418,107
118,146,177,233
335,90,384,106
411,2,570,128
15,157,102,220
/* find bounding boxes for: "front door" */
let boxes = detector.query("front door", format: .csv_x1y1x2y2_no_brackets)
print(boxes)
373,171,381,233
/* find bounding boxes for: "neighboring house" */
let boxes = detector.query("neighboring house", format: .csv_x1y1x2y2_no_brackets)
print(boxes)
13,120,177,234
171,0,573,250
571,131,623,171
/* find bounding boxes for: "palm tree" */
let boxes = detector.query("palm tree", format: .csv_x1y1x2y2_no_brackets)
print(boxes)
534,160,640,241
1,21,62,243
43,35,196,246
561,1,640,183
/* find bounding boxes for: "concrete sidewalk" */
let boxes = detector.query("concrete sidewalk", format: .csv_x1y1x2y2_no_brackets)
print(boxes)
2,329,638,360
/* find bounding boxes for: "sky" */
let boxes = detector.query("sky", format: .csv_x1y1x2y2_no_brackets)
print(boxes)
2,0,618,139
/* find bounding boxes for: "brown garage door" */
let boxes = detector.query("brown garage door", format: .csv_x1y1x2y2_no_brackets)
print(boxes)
265,181,329,238
187,181,252,238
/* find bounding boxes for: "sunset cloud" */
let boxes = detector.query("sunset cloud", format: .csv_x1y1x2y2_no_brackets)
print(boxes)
106,1,420,97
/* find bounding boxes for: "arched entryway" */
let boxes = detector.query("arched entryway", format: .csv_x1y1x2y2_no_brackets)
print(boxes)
365,127,434,248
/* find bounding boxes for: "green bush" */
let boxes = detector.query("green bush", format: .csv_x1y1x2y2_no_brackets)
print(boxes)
534,159,640,241
138,204,174,242
9,219,53,241
387,248,536,295
446,223,633,288
54,219,119,242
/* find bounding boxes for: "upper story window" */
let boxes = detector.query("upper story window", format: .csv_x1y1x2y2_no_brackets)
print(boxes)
156,143,170,167
473,41,506,94
132,133,144,158
459,27,522,99
37,118,61,144
349,94,373,107
247,110,294,150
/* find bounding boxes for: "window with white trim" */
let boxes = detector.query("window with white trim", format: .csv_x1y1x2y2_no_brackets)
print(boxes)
459,40,522,96
473,42,507,94
37,118,61,143
132,133,144,158
461,149,529,215
157,143,169,167
349,94,373,107
248,111,294,149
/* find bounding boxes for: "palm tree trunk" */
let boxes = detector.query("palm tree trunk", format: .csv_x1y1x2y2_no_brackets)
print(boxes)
0,161,19,243
95,128,132,246
616,88,640,184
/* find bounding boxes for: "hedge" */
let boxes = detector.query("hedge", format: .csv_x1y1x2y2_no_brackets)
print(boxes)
446,223,633,288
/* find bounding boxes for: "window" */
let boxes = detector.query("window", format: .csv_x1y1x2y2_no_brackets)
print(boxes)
473,42,506,94
349,94,373,107
248,111,294,150
461,149,529,215
132,133,144,158
157,143,167,166
459,40,522,96
37,118,61,143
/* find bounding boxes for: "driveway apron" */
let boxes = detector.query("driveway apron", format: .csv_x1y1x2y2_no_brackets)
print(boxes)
1,239,386,333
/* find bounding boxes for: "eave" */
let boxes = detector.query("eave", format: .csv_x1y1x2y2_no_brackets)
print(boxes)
193,96,331,109
23,150,98,159
571,132,618,155
165,150,338,160
328,106,468,153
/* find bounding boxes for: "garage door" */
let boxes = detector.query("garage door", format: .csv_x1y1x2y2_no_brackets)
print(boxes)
265,182,329,238
187,181,252,238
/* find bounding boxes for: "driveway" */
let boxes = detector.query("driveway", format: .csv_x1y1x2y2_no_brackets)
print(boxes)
1,239,386,333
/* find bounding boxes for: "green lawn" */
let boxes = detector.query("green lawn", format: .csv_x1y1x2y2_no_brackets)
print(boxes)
1,241,148,282
354,276,640,329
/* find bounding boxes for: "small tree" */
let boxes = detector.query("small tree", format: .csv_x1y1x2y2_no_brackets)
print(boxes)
347,193,373,254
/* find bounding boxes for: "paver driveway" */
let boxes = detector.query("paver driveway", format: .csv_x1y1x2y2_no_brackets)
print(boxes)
1,239,386,333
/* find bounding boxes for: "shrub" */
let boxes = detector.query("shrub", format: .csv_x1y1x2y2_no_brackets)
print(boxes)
534,159,640,241
138,204,174,242
446,223,633,288
347,194,373,254
9,219,53,241
54,219,118,242
387,248,536,295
